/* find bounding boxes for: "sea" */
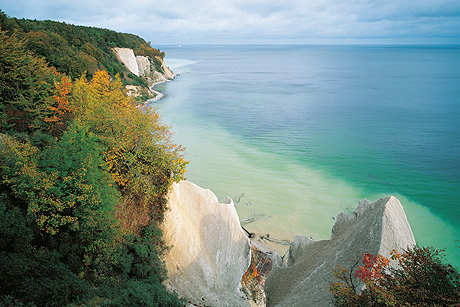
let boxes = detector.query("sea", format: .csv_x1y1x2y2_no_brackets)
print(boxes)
150,45,460,268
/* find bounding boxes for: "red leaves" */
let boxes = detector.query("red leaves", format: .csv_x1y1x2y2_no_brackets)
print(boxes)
330,247,460,306
355,253,389,283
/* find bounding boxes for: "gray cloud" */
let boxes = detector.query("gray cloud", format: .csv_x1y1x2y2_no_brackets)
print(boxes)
2,0,460,44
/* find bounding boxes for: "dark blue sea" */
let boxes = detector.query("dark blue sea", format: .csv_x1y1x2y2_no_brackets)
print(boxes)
153,45,460,267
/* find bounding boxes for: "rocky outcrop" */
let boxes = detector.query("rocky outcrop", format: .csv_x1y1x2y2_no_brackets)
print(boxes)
113,47,175,101
264,196,416,307
113,47,174,81
160,60,175,80
136,56,150,77
162,180,252,307
113,47,139,76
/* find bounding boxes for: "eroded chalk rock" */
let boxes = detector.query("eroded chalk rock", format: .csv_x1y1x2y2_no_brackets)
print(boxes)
113,48,174,83
264,196,416,307
136,56,151,77
161,60,175,80
113,47,139,76
162,180,252,307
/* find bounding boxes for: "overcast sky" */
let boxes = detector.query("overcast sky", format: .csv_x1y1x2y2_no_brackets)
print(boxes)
2,0,460,45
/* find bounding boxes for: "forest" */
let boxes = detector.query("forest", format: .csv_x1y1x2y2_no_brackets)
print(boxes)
0,10,165,85
0,10,187,306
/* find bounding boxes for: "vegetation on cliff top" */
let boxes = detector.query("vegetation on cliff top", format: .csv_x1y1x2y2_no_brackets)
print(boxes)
0,11,187,306
330,246,460,306
0,10,164,84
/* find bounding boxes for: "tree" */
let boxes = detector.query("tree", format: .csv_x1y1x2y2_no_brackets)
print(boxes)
0,135,92,306
0,30,59,134
44,76,74,136
0,12,187,304
329,246,460,306
69,71,187,233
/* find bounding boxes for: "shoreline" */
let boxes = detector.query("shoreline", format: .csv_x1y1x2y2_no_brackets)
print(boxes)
154,50,460,271
137,74,178,108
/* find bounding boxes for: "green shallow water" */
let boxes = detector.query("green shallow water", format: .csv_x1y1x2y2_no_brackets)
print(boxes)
152,45,460,267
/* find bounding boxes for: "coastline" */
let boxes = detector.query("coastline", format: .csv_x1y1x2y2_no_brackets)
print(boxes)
157,48,460,269
137,74,178,108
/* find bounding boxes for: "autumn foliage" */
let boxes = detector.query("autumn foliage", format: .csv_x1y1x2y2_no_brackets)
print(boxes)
241,245,272,305
329,247,460,306
0,14,186,306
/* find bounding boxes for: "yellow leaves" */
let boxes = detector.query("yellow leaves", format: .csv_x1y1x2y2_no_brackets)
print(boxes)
36,212,78,235
91,71,111,95
105,147,130,188
69,71,137,147
57,69,188,232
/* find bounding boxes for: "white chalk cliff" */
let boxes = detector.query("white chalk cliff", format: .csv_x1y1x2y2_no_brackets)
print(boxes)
136,56,150,77
162,180,252,307
113,47,139,76
264,196,416,307
113,47,174,82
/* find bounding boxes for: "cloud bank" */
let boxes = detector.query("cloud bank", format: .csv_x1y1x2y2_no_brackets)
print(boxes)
2,0,460,44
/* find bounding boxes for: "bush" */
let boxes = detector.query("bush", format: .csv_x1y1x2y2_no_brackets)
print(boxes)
0,295,37,307
329,246,460,306
105,278,182,307
0,250,89,307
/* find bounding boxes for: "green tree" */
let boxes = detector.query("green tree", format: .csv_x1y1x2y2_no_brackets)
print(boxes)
0,12,187,304
0,30,58,134
0,139,90,306
69,71,187,233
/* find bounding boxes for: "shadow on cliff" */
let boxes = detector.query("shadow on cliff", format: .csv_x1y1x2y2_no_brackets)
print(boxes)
166,212,251,307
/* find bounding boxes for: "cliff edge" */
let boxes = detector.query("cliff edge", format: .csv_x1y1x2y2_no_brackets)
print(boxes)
162,180,252,307
264,196,416,307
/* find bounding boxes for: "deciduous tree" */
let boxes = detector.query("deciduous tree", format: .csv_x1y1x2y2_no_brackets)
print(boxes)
329,246,460,306
0,30,58,134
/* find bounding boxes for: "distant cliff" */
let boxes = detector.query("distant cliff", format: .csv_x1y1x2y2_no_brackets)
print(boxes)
0,10,168,91
114,47,174,83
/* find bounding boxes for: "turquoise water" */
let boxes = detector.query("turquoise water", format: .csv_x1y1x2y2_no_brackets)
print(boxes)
152,45,460,267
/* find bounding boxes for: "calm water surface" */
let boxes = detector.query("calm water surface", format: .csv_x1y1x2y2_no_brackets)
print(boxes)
152,45,460,267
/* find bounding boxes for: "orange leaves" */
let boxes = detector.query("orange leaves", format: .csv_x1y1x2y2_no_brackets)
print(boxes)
54,77,72,107
45,76,73,135
330,252,392,306
242,262,260,285
241,245,271,305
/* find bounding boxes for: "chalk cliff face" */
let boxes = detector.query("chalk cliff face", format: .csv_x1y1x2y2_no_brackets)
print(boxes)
113,47,174,82
264,196,416,307
136,56,150,77
162,181,252,307
113,47,139,76
160,60,175,80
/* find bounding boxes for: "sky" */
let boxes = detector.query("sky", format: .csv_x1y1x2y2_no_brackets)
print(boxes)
2,0,460,45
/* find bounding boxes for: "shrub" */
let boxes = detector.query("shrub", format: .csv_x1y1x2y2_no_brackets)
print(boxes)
329,246,460,306
0,249,89,306
105,278,182,307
